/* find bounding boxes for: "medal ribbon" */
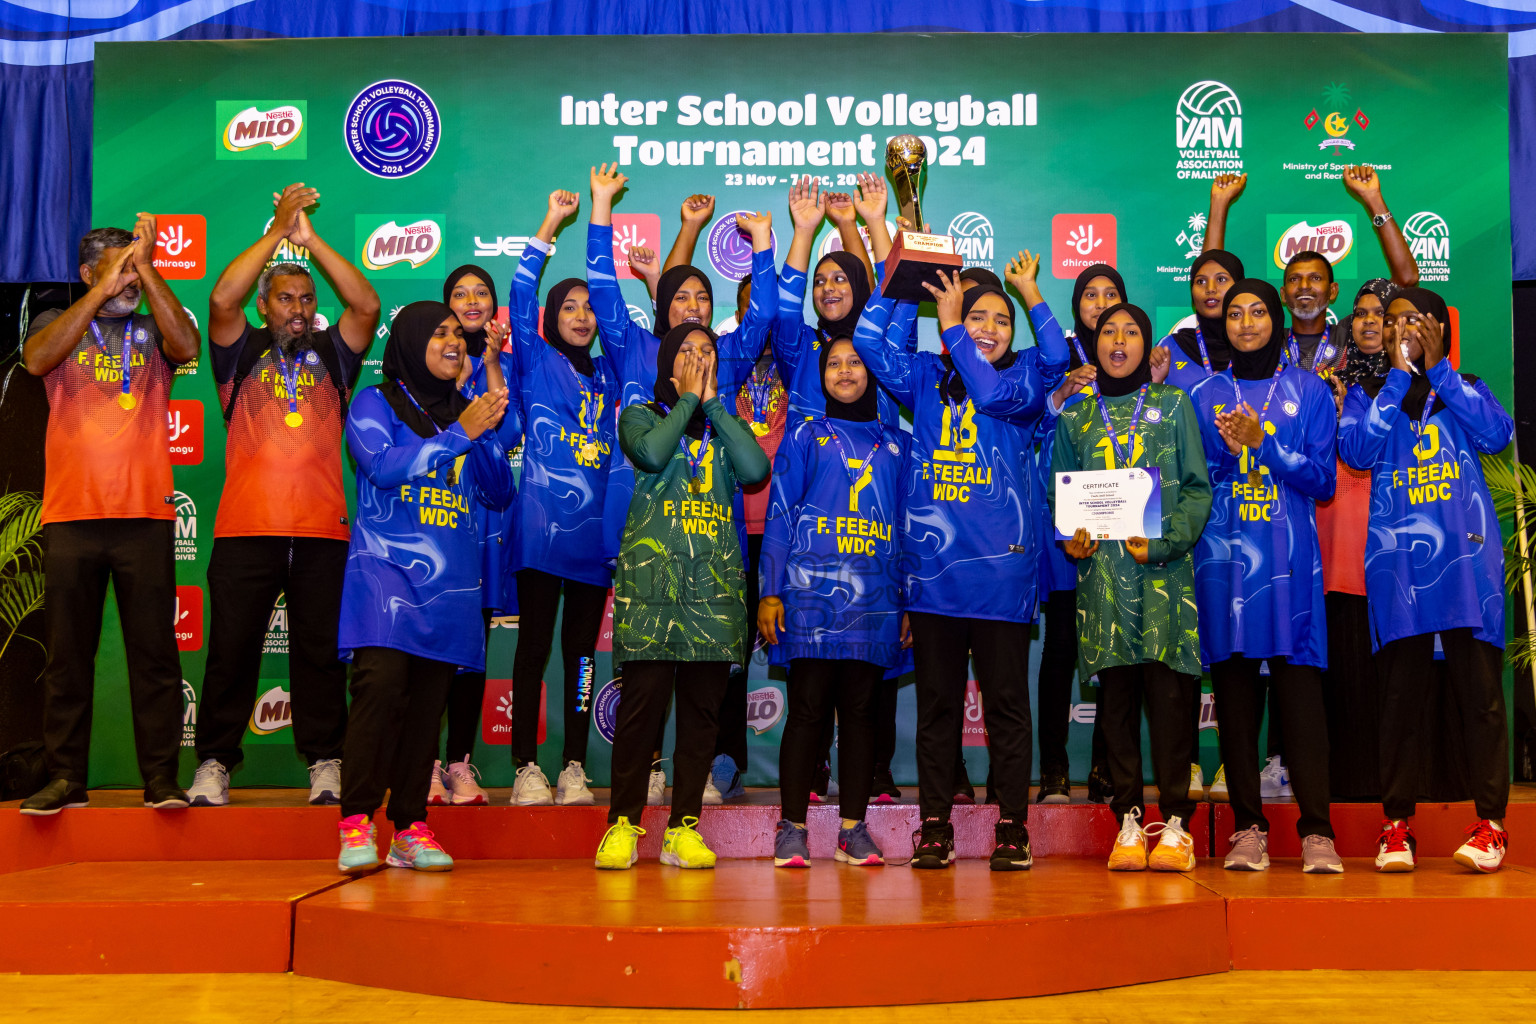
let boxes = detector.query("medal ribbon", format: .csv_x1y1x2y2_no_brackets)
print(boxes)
393,380,443,437
565,357,604,444
746,365,776,427
820,419,883,491
1193,326,1213,374
274,348,301,419
1092,382,1150,469
1286,330,1337,375
90,318,133,404
658,401,714,482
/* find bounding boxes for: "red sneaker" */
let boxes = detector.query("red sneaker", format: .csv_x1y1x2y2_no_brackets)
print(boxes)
1453,819,1508,873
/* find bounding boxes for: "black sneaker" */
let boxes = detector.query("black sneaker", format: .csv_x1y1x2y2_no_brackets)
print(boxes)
871,762,901,803
911,817,956,869
953,756,976,805
19,778,88,816
1086,764,1114,804
990,818,1033,871
144,776,190,810
1036,771,1071,804
810,760,831,803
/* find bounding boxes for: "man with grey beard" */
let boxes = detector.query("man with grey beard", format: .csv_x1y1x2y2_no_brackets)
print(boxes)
186,182,379,807
20,216,202,815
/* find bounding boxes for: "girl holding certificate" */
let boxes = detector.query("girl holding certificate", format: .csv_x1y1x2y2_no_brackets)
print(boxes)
1187,280,1342,874
1050,303,1211,873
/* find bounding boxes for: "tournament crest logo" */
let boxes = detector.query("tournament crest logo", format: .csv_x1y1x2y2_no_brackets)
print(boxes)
705,212,774,280
344,80,440,179
1302,82,1370,153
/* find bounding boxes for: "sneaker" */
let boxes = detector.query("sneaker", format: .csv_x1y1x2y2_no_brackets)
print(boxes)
1107,809,1147,871
387,822,454,871
1259,755,1292,799
647,761,667,806
1209,765,1229,803
871,762,901,804
1375,818,1416,873
810,761,831,804
337,813,379,874
428,761,451,806
709,753,746,801
187,759,230,807
595,817,646,870
447,757,488,806
1302,834,1345,874
1036,771,1070,804
1086,763,1113,804
836,820,885,866
774,819,811,867
555,761,594,806
1454,819,1508,873
660,816,717,869
910,817,956,869
1224,825,1270,871
19,778,88,816
144,775,189,810
512,762,554,806
1146,815,1196,872
953,769,976,806
990,818,1033,871
1189,764,1205,801
307,758,342,806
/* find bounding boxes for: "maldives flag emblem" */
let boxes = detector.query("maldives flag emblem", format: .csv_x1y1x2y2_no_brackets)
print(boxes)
1354,108,1370,130
1303,109,1319,130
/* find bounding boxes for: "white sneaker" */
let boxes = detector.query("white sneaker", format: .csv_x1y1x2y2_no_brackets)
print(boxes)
447,756,488,806
427,760,451,806
555,761,595,805
308,758,342,806
187,759,229,807
702,777,723,805
512,762,554,806
1258,755,1292,799
1209,765,1229,803
647,766,667,806
1189,763,1205,801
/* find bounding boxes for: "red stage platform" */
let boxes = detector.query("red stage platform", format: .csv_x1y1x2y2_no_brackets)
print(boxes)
2,787,1532,1006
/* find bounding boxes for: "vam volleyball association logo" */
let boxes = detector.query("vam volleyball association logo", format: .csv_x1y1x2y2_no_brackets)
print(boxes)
1403,212,1451,283
173,491,197,562
344,80,440,179
1174,80,1244,180
947,212,994,269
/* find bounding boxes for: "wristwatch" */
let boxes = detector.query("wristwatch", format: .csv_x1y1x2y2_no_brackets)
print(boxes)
1372,211,1393,229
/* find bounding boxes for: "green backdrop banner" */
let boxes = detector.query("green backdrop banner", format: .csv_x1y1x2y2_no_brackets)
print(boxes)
86,33,1510,790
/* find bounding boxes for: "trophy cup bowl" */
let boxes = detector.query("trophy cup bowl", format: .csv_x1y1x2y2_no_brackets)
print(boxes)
881,135,963,300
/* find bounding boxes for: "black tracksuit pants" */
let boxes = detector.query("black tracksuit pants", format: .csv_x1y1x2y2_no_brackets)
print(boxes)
713,532,760,769
1037,588,1079,778
511,568,608,767
340,646,455,830
443,609,495,764
1097,661,1198,825
609,660,730,827
780,658,882,823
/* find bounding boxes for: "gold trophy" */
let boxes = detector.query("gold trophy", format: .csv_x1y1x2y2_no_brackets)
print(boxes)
881,135,962,300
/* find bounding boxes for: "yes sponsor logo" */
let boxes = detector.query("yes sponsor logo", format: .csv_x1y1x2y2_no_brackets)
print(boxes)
174,586,203,651
962,678,988,746
356,216,444,276
344,80,440,179
249,685,293,736
1267,214,1357,280
1403,212,1450,283
1174,80,1244,180
947,212,994,269
152,215,206,279
706,211,775,280
480,679,546,745
181,680,197,746
473,234,535,260
173,490,197,562
264,592,288,655
216,101,307,160
593,678,622,744
746,686,785,735
167,399,204,465
612,214,662,279
1051,214,1117,278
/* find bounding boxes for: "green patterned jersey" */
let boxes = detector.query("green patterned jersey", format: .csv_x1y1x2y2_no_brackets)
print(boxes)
613,394,771,665
1049,383,1212,678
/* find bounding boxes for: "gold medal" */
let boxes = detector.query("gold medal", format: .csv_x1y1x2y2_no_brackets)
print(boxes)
1248,469,1261,488
750,420,770,436
580,441,599,463
118,392,136,411
285,411,304,428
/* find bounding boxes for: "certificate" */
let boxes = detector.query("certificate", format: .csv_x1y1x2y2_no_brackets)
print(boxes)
1054,467,1162,541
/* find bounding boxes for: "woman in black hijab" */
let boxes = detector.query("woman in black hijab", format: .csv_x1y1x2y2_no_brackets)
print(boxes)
1156,250,1245,392
1069,263,1127,357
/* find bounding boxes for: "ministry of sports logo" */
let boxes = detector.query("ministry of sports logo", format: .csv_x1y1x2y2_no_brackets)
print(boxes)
345,80,440,179
947,212,994,269
1175,80,1244,180
1403,212,1450,283
173,491,197,562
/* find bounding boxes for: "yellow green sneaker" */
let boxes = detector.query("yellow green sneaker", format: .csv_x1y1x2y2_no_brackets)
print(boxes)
660,816,717,869
594,816,645,870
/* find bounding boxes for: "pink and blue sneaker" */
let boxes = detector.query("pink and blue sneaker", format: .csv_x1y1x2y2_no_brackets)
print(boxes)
836,820,885,865
337,813,380,874
774,818,811,867
387,822,454,871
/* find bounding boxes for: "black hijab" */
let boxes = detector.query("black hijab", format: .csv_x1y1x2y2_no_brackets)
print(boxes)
380,301,470,439
442,264,497,359
1174,249,1245,371
813,251,872,341
653,265,714,339
1090,302,1154,398
542,277,596,377
651,324,715,439
959,267,1003,291
819,335,879,422
939,285,1018,401
1070,263,1127,347
1222,279,1287,381
1394,286,1469,419
1338,279,1398,397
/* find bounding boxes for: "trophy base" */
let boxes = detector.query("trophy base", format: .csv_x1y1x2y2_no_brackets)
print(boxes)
880,232,964,301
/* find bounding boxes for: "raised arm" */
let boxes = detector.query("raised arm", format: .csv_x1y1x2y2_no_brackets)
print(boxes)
664,193,716,273
716,211,777,394
284,202,379,355
1201,173,1246,254
208,187,317,349
825,191,873,286
1343,165,1418,289
783,175,826,275
1005,250,1069,384
852,173,893,265
1145,393,1212,565
847,292,918,408
927,272,1043,422
128,212,199,364
25,243,137,376
585,163,644,359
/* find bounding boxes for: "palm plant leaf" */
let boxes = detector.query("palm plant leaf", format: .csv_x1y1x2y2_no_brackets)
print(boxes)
0,491,42,576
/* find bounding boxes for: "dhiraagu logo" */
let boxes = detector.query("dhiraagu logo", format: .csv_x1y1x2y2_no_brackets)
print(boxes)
216,101,307,160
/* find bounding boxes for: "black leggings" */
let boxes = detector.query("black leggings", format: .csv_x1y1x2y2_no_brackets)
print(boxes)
444,609,495,764
341,646,456,830
1322,592,1382,799
1037,588,1079,777
1210,656,1333,839
780,658,882,823
1097,662,1198,825
511,569,609,766
609,660,730,827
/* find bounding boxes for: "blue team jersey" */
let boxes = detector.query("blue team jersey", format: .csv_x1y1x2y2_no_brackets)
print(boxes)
852,297,1066,623
338,387,515,670
506,242,618,587
1189,367,1337,668
463,349,523,613
1339,361,1512,650
1157,329,1218,396
1034,387,1090,597
759,416,909,668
